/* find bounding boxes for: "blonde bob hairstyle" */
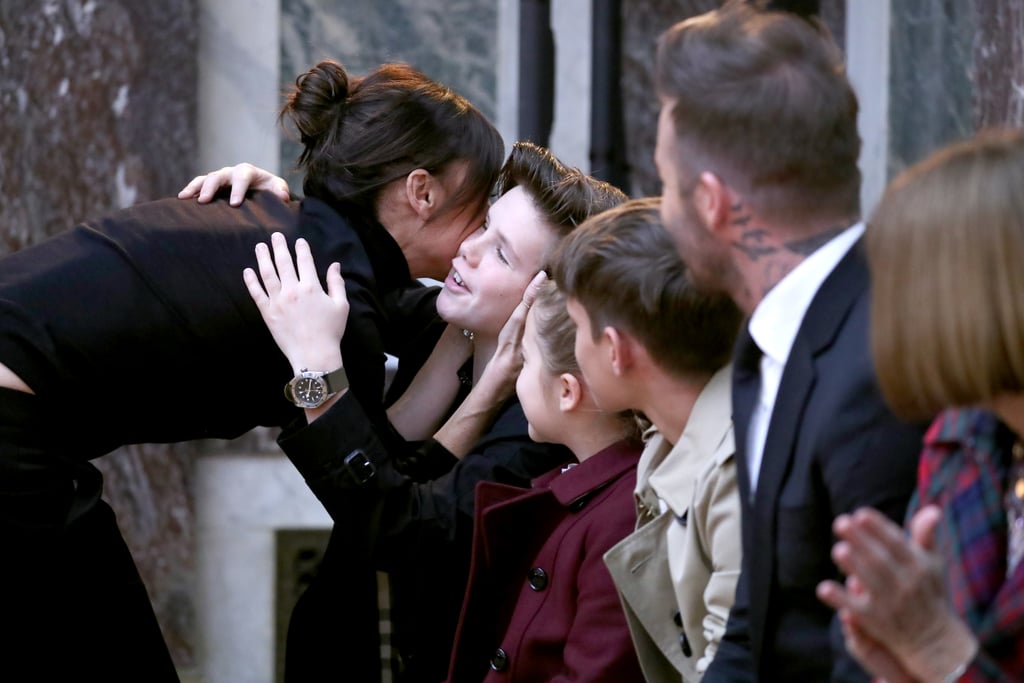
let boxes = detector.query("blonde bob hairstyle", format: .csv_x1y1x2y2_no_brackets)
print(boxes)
867,128,1024,420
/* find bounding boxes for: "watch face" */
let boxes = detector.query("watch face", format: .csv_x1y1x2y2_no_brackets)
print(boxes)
292,376,327,408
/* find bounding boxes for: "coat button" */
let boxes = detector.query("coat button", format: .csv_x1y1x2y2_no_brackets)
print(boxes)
527,567,549,591
490,647,509,671
680,631,693,657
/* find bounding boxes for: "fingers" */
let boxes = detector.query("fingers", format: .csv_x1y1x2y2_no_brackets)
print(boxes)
831,509,917,594
521,271,548,309
198,168,233,203
178,175,206,199
293,237,318,282
270,232,298,287
229,164,257,207
908,505,942,551
500,271,548,341
242,267,269,308
179,163,291,206
324,262,349,310
251,234,338,302
842,621,918,683
253,241,281,298
815,579,851,612
269,178,292,203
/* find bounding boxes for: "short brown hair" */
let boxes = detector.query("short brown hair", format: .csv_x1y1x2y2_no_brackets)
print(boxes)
282,60,504,221
868,128,1024,420
497,141,628,264
552,197,742,380
655,2,860,225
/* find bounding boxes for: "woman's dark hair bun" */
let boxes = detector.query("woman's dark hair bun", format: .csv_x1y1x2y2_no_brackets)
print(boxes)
282,60,351,144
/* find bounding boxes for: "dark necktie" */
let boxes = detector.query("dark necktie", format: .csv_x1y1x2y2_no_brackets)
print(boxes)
731,323,763,503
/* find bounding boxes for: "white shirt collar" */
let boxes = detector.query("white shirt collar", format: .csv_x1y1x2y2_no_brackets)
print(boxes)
748,222,864,367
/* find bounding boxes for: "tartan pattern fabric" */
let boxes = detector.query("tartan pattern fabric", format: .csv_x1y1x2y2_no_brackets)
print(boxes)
912,408,1024,682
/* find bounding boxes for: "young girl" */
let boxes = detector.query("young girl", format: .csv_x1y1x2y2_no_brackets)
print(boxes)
445,280,646,682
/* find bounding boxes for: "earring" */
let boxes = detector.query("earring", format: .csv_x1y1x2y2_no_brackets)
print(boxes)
462,329,475,342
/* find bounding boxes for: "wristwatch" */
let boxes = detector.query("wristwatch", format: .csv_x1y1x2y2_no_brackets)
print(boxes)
283,366,348,409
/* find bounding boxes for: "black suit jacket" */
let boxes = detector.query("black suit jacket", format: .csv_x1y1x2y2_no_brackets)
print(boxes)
705,241,925,682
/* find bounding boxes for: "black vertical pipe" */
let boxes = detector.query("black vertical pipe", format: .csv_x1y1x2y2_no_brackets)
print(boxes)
518,0,555,146
590,0,629,190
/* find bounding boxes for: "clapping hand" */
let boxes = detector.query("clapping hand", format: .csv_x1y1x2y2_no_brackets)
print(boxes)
817,506,978,682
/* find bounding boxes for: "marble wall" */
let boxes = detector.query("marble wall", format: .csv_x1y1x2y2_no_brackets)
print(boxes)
278,0,499,192
620,0,846,197
888,0,1024,177
0,1,200,677
974,0,1024,129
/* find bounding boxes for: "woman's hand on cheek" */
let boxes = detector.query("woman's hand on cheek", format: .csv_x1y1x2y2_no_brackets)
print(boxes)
243,233,348,372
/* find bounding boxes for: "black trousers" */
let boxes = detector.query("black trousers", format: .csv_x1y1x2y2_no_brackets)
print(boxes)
0,387,178,682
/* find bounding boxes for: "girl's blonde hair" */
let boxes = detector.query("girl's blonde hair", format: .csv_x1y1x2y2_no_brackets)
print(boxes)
531,280,645,437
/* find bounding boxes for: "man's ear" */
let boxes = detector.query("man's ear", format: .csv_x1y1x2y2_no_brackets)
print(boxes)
606,326,634,376
558,372,583,413
694,171,731,234
405,168,440,220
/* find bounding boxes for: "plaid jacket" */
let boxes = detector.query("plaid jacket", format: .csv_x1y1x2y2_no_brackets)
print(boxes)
912,408,1024,682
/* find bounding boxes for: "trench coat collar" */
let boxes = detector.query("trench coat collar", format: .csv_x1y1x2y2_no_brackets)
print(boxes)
649,364,734,515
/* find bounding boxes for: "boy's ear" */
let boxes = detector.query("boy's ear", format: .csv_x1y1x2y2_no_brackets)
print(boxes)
405,168,440,220
694,171,731,235
606,326,634,376
558,373,583,413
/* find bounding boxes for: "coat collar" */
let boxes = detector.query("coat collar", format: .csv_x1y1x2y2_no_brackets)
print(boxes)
647,365,735,515
537,438,643,508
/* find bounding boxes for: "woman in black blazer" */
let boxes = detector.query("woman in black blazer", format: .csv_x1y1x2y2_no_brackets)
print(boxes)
0,59,502,682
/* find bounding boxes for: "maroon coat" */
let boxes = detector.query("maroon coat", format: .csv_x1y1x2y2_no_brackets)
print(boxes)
447,439,646,682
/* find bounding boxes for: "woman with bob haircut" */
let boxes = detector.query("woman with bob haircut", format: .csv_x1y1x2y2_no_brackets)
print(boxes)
817,128,1024,683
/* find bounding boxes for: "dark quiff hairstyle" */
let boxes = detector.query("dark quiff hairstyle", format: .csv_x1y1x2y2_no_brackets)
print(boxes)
655,1,861,226
281,60,504,220
496,141,628,264
868,128,1024,420
553,197,742,380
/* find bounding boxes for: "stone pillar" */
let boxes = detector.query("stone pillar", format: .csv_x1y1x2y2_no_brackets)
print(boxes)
973,0,1024,129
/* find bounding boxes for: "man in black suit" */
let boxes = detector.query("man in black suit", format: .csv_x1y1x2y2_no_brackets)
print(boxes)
652,4,925,681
